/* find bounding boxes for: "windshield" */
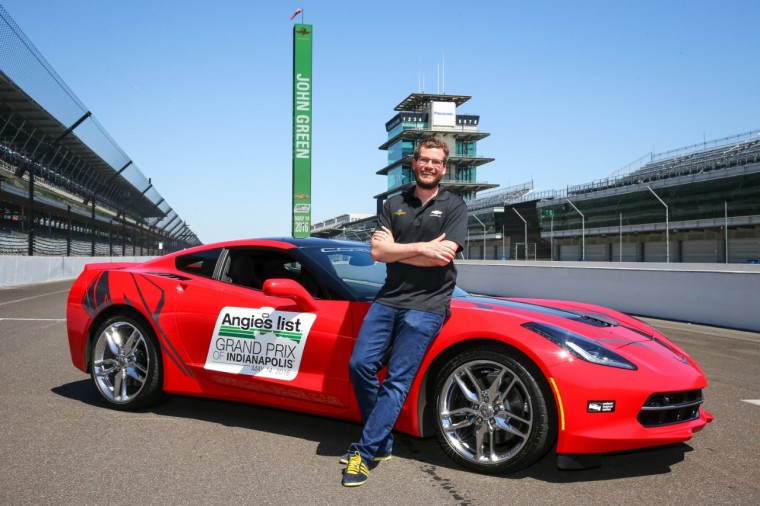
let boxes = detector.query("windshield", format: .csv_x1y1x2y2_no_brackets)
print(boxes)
315,247,384,301
312,246,468,302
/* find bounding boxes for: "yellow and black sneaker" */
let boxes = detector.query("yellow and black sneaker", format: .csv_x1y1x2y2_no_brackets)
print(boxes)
339,451,392,465
341,451,369,487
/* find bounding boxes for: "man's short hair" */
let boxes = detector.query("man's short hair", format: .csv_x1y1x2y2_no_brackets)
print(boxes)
414,137,449,162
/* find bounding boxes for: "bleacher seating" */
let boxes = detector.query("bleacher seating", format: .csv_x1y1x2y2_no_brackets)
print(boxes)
567,132,760,196
466,181,534,211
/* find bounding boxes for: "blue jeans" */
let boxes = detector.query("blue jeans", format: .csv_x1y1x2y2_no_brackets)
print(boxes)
348,302,445,460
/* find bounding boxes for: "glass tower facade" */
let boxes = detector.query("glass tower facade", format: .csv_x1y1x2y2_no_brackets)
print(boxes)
375,93,497,214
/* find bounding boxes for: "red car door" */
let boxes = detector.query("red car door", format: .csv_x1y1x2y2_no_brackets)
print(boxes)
172,254,358,415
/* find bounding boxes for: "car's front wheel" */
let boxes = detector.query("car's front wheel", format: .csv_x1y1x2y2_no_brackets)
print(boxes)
433,347,555,474
90,315,163,410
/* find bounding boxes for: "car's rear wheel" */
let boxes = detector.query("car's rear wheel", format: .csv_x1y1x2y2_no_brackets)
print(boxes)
434,347,555,474
90,315,163,410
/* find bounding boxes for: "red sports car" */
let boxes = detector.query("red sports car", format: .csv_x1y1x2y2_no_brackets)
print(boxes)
66,238,712,473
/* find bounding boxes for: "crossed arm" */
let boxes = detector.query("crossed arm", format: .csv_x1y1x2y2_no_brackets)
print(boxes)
370,226,459,267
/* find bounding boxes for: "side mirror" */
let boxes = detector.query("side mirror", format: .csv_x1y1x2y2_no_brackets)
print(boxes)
262,278,318,312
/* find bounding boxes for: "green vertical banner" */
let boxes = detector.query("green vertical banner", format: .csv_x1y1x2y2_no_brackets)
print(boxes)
292,23,312,238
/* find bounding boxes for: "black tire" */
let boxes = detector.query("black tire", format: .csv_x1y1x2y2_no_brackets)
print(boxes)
433,346,556,474
90,314,164,410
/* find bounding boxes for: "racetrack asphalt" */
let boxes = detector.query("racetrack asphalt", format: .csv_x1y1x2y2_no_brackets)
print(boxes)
1,280,758,505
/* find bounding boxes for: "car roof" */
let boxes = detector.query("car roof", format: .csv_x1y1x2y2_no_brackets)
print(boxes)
138,237,370,271
261,237,369,250
170,237,369,257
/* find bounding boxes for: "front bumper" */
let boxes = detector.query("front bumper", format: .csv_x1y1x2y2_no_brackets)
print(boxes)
549,359,712,455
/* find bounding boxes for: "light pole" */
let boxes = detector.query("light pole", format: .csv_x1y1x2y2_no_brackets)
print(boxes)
619,212,623,262
550,212,554,261
512,208,528,260
566,199,585,261
493,207,504,259
545,208,555,261
724,201,728,264
472,214,487,260
647,186,669,263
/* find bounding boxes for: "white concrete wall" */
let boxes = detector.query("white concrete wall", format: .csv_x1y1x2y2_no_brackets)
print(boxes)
0,256,154,287
3,255,758,332
456,261,760,332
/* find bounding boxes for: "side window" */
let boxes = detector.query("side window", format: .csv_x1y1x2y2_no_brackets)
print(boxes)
225,251,261,289
175,248,223,279
223,248,325,298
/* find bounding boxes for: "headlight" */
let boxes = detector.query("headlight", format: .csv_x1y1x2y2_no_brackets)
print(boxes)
522,322,637,370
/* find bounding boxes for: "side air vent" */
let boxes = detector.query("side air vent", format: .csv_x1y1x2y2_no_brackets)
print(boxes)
578,313,618,327
149,272,191,281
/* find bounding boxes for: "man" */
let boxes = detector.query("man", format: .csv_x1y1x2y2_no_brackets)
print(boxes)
342,137,467,487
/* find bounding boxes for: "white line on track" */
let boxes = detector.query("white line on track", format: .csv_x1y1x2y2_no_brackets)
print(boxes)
0,289,69,307
0,318,66,322
742,400,760,406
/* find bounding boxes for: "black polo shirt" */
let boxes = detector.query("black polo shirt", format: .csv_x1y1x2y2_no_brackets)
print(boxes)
374,187,467,315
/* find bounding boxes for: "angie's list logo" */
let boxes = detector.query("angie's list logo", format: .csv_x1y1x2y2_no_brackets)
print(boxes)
218,312,305,343
205,306,316,381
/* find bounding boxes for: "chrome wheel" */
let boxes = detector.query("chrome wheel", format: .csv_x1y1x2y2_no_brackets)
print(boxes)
93,321,149,403
434,349,554,473
90,315,163,410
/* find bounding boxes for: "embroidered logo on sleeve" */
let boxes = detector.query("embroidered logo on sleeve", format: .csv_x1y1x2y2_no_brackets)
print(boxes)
394,209,407,216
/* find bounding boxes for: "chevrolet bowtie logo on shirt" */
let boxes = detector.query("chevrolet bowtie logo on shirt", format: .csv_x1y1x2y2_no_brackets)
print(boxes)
430,210,443,218
394,209,407,216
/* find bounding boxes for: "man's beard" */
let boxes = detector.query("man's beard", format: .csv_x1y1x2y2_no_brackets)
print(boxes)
414,172,442,190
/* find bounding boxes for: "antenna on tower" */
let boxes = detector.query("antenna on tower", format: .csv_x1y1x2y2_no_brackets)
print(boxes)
442,50,445,94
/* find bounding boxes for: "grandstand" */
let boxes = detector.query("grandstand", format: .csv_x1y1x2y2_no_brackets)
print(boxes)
567,131,760,196
466,181,534,214
368,128,760,263
535,130,760,262
0,6,199,257
318,129,760,264
310,213,374,240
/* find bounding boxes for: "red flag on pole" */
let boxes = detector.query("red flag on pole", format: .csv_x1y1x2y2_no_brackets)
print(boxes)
290,8,302,20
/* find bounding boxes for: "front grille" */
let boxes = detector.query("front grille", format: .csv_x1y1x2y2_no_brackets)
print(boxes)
637,389,703,427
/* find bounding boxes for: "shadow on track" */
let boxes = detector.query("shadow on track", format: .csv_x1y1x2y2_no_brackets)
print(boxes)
52,379,692,483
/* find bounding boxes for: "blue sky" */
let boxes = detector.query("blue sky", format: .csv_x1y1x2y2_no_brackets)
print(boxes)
2,1,758,243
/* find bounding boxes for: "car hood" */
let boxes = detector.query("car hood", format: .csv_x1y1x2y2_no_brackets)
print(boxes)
450,294,702,373
451,293,654,347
